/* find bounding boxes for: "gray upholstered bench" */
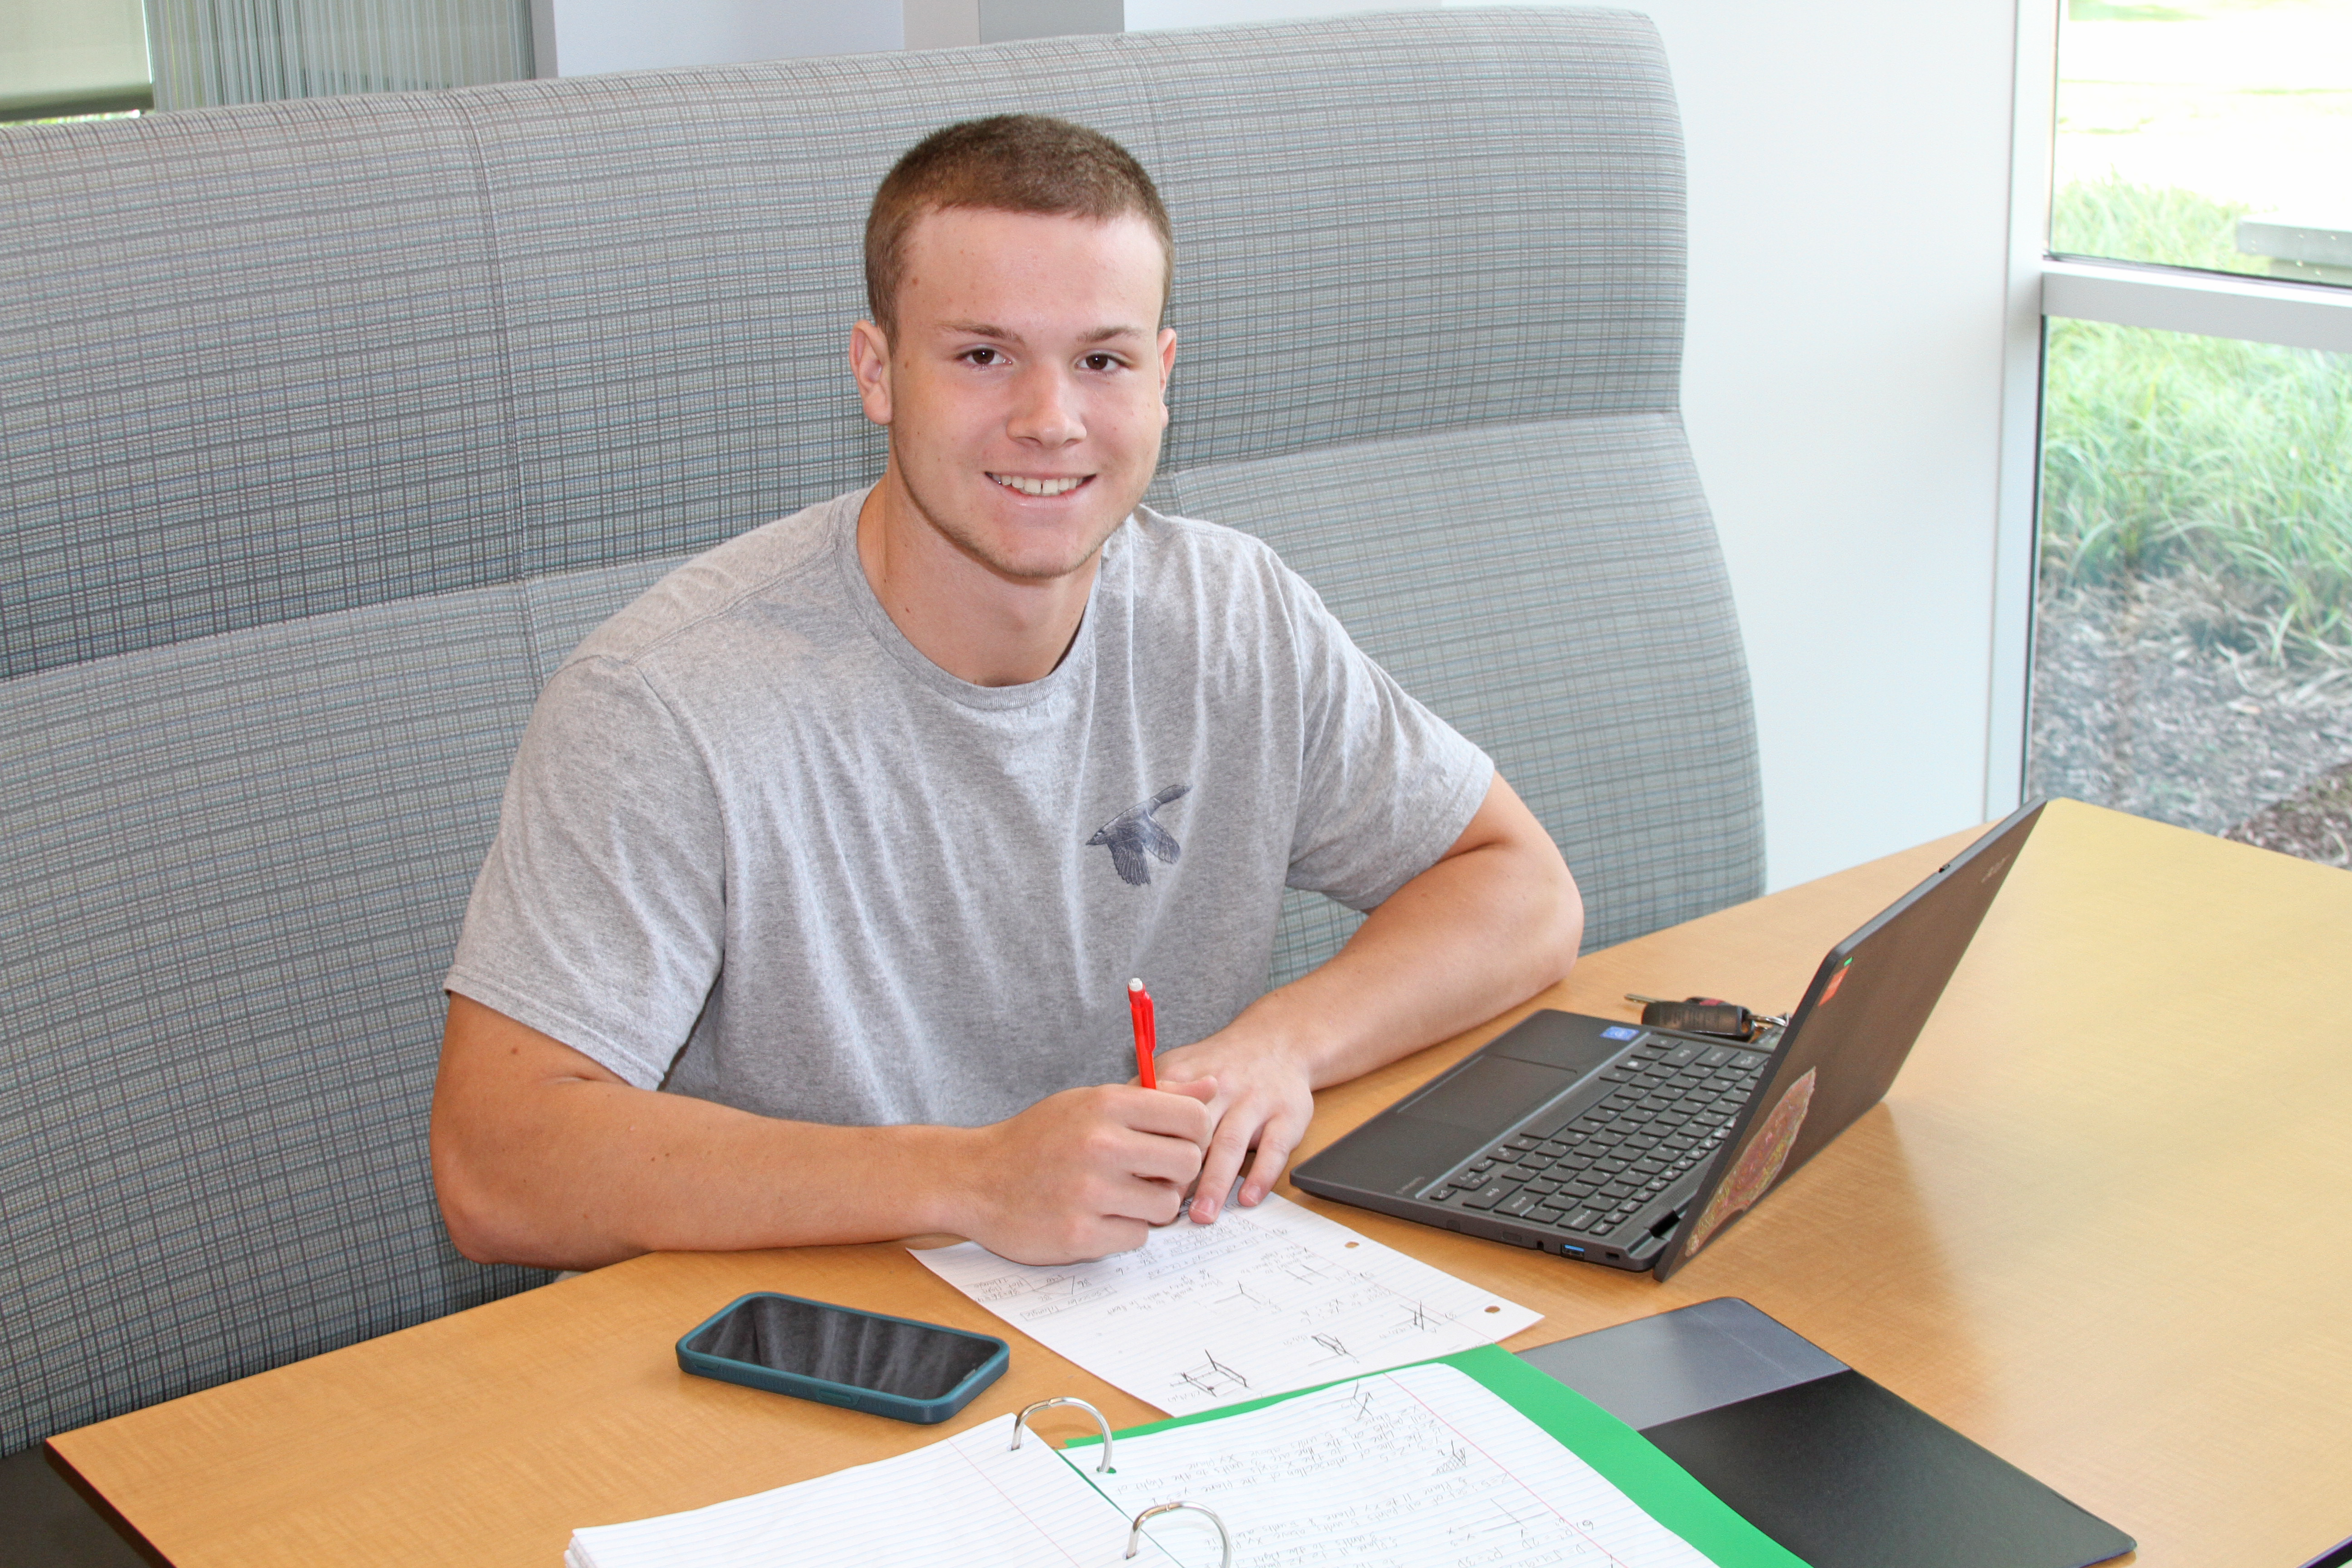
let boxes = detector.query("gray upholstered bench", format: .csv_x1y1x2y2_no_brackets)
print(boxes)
0,12,1758,1550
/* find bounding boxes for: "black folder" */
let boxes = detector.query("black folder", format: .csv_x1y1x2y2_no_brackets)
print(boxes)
1519,1298,2134,1568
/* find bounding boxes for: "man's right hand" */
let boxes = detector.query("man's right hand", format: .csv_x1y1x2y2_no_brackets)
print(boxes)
948,1079,1217,1264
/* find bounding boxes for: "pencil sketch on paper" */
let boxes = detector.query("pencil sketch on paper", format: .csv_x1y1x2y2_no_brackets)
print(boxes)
1174,1352,1250,1399
1404,1299,1459,1333
909,1194,1541,1416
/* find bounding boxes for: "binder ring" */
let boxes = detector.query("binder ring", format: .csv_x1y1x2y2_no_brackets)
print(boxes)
1009,1396,1114,1473
1126,1501,1232,1566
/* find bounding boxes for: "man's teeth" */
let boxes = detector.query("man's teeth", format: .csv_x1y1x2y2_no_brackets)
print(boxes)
991,474,1084,497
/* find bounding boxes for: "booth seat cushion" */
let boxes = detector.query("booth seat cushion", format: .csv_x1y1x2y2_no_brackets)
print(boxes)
1155,414,1762,984
0,554,679,1456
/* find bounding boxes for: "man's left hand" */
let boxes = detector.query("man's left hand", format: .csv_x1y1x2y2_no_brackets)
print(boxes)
1150,1025,1315,1222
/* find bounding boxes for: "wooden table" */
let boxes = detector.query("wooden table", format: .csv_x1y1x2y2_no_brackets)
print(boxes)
49,799,2352,1567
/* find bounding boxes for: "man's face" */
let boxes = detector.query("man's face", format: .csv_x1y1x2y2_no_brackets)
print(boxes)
851,208,1176,584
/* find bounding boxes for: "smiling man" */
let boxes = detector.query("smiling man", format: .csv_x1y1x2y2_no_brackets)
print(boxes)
430,116,1583,1270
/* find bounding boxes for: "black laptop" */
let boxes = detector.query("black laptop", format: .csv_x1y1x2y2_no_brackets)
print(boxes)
1293,799,2045,1280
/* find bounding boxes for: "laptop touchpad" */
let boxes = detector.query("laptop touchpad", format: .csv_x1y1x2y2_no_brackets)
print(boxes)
1404,1056,1573,1132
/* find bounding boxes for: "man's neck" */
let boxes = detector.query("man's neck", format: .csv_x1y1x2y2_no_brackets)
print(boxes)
854,478,1102,688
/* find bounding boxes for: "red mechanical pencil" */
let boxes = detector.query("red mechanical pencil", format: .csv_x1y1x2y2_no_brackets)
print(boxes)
1127,977,1157,1089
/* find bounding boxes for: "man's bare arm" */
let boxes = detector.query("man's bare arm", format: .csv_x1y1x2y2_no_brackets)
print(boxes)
429,995,1215,1270
1156,774,1583,1220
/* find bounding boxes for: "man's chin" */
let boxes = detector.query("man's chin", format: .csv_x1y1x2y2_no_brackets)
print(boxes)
887,469,1143,586
949,506,1135,585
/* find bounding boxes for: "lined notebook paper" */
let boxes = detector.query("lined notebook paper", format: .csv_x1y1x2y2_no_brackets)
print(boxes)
1090,1362,1719,1568
911,1193,1540,1416
564,1420,1179,1568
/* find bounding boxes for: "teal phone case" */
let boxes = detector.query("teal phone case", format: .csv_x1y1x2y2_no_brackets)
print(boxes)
676,1291,1009,1424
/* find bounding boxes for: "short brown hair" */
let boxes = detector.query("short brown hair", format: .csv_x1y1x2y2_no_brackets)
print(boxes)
864,114,1173,339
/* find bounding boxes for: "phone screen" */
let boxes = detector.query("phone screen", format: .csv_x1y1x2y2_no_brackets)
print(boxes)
683,1295,999,1402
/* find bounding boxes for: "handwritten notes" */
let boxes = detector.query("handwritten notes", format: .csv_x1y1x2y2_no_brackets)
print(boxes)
1092,1362,1719,1568
910,1194,1540,1416
564,1417,1178,1568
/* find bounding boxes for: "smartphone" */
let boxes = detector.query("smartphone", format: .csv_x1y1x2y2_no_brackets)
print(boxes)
676,1292,1009,1424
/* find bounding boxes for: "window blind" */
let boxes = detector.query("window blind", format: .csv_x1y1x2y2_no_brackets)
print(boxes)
145,0,533,110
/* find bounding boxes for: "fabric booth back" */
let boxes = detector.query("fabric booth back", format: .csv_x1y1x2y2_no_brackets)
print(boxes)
0,8,1759,1456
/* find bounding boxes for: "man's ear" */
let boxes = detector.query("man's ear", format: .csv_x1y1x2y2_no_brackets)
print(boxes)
849,320,893,426
1156,326,1177,426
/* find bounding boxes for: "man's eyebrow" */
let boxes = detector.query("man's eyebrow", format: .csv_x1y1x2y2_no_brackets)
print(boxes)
933,322,1152,345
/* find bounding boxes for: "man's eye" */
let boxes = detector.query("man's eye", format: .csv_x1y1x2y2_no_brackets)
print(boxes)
1081,353,1122,372
964,348,1004,366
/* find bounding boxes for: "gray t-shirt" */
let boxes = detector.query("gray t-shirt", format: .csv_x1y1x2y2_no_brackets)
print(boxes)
446,488,1491,1128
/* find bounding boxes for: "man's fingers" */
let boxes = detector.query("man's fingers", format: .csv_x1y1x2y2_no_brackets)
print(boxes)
1238,1121,1302,1207
1117,1081,1216,1144
1190,1108,1267,1222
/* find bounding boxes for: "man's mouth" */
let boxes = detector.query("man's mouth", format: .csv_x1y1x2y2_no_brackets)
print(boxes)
988,473,1088,498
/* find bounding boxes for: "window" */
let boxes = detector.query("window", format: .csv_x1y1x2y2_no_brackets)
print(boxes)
0,0,152,121
2020,0,2352,867
3,0,535,118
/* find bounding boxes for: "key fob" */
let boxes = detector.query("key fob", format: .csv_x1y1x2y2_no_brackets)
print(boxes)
1638,999,1754,1039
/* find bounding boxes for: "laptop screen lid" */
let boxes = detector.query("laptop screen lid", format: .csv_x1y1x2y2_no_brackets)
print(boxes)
1651,799,2047,1280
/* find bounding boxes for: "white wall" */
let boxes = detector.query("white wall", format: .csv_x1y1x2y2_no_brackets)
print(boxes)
1126,0,1416,26
1619,0,2023,887
1132,0,2027,889
539,0,899,76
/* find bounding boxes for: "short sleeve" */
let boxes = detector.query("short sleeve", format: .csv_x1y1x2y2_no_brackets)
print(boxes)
1279,570,1494,911
444,657,726,1088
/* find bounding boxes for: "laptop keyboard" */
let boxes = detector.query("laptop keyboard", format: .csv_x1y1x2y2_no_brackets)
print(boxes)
1421,1035,1772,1240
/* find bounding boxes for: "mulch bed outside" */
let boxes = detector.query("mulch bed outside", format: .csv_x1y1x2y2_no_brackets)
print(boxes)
2027,568,2352,869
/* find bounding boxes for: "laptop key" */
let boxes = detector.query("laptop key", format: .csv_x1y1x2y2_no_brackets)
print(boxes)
1563,1208,1600,1232
1531,1204,1568,1225
1496,1192,1541,1218
1461,1188,1509,1211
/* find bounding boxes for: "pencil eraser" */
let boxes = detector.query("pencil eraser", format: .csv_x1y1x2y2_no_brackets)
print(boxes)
1129,977,1144,991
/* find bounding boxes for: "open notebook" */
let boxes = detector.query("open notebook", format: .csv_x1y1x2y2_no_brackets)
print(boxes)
566,1350,1806,1568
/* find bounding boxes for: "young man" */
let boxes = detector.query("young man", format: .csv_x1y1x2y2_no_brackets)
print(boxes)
431,116,1581,1270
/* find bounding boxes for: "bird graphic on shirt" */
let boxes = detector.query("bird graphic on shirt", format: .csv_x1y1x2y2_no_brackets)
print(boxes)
1088,783,1192,887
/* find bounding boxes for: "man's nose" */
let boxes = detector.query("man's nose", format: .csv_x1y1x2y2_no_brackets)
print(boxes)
1006,364,1084,446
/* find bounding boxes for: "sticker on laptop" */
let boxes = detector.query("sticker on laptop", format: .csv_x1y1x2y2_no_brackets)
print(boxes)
1681,1066,1818,1259
1820,956,1853,1004
1600,1026,1640,1041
